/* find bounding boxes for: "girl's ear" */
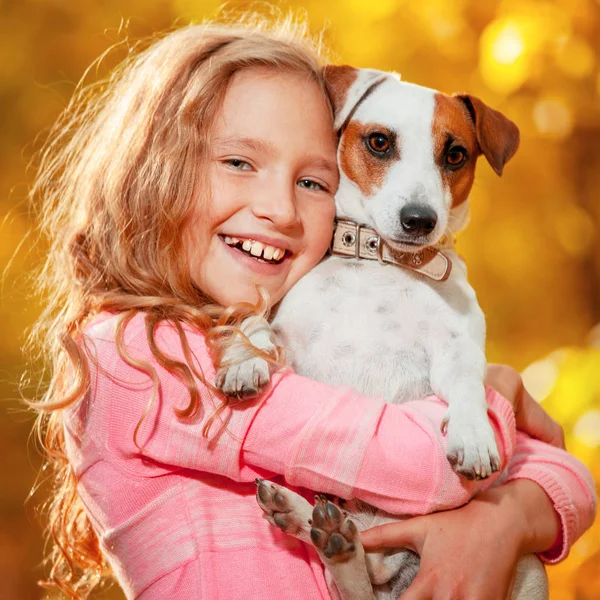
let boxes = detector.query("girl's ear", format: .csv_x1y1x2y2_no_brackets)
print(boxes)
323,65,398,131
454,93,520,176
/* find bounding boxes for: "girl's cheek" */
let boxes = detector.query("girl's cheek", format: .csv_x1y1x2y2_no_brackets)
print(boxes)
310,204,336,256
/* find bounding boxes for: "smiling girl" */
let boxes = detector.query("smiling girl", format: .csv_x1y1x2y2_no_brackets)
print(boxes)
187,62,338,307
28,16,595,600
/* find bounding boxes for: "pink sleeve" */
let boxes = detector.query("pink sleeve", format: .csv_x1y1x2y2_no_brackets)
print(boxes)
242,382,517,514
504,432,597,564
92,313,516,516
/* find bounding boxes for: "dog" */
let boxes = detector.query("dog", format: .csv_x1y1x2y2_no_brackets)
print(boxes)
216,66,548,600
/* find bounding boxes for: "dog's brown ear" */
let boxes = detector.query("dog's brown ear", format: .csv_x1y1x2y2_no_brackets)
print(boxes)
323,65,396,132
455,94,520,176
323,65,359,117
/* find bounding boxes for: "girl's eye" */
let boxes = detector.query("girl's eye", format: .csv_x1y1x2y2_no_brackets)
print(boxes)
298,179,326,192
224,158,252,170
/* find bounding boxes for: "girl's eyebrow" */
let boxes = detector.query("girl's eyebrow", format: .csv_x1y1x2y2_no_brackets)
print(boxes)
216,136,277,154
305,156,339,177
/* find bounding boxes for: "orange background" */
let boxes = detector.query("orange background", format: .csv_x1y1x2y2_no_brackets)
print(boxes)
1,1,598,598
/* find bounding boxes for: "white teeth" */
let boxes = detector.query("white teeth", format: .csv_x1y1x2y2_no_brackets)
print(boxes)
250,241,264,257
223,235,286,261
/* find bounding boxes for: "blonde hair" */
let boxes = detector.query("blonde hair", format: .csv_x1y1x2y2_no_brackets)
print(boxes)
27,13,330,598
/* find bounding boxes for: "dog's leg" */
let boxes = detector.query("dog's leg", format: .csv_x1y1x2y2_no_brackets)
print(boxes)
511,555,549,600
429,338,500,480
310,496,376,600
215,316,275,397
365,549,420,588
255,479,313,543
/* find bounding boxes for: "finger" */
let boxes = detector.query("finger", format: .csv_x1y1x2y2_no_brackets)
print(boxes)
516,385,566,449
504,568,517,600
360,519,424,551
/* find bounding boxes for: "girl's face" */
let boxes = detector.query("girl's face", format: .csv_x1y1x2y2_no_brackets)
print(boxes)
187,67,339,307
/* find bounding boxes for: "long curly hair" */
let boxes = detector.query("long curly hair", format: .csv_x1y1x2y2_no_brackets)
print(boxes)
26,13,331,598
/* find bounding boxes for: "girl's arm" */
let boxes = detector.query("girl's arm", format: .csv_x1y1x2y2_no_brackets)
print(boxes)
503,432,597,563
360,444,596,565
95,313,515,513
485,364,597,563
242,369,596,563
241,373,516,514
90,313,596,563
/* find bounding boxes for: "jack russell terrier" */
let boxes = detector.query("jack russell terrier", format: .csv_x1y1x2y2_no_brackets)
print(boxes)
216,66,548,600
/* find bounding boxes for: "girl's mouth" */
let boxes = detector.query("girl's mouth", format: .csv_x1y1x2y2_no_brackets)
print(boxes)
219,235,289,264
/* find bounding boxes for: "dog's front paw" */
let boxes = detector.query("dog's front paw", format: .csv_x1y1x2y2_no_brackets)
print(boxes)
255,479,313,540
215,316,276,398
310,496,359,564
441,407,501,480
216,356,270,398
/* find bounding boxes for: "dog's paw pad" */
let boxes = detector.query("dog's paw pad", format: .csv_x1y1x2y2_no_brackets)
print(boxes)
255,479,311,536
310,496,358,563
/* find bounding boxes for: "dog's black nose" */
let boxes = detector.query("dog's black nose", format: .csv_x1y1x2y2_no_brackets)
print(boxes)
400,204,438,236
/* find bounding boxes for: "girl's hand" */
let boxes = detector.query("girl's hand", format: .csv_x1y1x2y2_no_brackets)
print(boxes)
485,364,565,449
360,480,558,600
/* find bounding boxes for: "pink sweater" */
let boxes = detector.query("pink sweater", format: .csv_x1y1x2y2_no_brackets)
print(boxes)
63,312,597,599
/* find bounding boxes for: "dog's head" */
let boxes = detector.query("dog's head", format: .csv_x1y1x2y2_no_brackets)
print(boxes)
324,66,520,252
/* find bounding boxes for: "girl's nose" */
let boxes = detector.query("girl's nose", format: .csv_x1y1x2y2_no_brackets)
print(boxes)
251,181,300,229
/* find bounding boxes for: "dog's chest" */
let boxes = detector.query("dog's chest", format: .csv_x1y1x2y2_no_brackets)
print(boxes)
272,255,483,403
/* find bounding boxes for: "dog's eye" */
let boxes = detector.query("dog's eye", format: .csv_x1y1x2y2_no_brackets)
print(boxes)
446,146,467,168
367,133,390,155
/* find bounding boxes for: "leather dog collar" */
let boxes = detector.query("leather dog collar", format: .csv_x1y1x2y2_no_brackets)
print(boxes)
330,219,453,282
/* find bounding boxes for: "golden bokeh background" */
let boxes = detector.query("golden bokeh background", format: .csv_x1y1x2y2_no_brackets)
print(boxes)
1,0,599,598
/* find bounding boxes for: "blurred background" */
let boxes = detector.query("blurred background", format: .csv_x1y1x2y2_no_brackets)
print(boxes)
1,0,598,598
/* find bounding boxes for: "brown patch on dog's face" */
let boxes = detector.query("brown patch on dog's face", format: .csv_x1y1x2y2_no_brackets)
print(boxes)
432,94,479,208
339,121,399,197
323,65,359,118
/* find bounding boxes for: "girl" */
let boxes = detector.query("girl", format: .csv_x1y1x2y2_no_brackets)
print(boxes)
29,15,595,600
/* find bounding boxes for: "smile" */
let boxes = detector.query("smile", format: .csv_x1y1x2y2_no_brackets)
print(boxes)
220,235,288,264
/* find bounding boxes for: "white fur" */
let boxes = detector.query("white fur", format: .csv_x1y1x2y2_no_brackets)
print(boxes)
277,77,499,480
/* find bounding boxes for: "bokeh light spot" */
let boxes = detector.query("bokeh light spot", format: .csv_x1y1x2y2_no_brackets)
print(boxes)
533,97,573,138
491,25,524,65
521,358,560,402
573,410,600,448
479,19,531,93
